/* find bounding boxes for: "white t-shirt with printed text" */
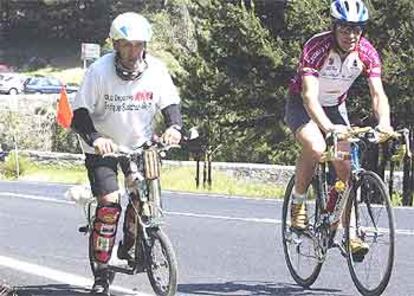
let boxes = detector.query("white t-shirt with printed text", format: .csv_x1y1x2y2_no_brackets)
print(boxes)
72,52,181,154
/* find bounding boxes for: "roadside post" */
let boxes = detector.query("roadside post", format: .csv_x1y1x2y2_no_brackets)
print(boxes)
81,43,100,70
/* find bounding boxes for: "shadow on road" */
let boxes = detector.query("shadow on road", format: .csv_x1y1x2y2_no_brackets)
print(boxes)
13,284,90,296
178,281,348,296
14,284,136,296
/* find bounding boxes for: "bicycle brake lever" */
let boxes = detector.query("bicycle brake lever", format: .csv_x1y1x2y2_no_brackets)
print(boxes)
365,130,378,143
403,130,412,158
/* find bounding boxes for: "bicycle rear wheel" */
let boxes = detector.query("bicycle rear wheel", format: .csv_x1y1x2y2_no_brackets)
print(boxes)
282,176,324,287
345,171,395,296
145,228,178,296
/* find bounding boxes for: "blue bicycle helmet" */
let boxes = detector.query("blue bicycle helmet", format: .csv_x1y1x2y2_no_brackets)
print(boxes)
331,0,369,26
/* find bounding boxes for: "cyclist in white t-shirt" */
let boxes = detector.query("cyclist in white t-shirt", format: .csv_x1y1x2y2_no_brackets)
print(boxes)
71,12,182,295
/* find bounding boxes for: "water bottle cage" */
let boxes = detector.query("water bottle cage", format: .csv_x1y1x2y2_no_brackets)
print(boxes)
144,148,160,180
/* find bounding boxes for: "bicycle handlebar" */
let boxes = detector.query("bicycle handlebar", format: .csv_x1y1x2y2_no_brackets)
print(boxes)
323,126,411,162
101,127,200,158
103,141,180,159
327,127,408,144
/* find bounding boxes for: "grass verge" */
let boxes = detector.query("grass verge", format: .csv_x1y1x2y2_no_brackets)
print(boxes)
10,163,284,199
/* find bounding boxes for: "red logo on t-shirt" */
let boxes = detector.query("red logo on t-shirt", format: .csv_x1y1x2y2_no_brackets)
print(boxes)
134,91,153,102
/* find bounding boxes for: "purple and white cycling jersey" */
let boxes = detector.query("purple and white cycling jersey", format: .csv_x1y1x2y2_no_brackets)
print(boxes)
289,31,382,107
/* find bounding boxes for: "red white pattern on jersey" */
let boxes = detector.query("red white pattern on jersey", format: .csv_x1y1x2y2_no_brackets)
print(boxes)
289,31,381,106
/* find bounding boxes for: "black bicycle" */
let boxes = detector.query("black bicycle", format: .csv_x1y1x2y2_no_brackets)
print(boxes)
80,140,180,296
282,127,410,296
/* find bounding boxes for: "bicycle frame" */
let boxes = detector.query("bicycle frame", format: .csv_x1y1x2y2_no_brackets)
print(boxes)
80,142,172,272
283,127,400,295
310,131,376,259
313,127,406,256
77,134,201,296
125,146,164,229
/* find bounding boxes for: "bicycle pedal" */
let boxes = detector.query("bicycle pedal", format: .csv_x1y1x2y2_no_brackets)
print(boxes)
290,226,309,234
134,264,146,273
352,254,366,263
331,241,346,253
126,259,136,268
121,259,145,272
78,225,89,233
330,241,339,248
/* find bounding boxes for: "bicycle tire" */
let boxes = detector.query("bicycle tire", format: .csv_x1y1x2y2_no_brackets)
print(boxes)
145,228,178,296
282,175,323,287
345,171,395,296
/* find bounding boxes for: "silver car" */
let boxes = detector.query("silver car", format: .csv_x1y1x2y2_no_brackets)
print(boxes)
0,73,27,95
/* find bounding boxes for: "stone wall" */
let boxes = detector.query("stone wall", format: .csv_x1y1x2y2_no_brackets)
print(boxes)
0,94,58,151
21,150,85,168
0,94,78,152
19,150,404,191
20,150,294,185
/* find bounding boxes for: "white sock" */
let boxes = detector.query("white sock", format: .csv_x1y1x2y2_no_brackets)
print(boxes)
291,189,306,204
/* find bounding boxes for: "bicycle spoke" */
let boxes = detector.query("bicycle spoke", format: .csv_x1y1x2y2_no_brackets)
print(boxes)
282,176,324,287
146,230,177,296
347,171,394,295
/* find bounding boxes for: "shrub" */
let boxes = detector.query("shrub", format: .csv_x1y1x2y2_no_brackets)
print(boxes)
0,151,31,179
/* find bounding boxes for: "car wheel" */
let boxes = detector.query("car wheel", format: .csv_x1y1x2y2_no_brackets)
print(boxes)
8,88,18,95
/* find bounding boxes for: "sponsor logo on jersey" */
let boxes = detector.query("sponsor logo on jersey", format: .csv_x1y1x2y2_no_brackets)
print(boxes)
134,90,153,102
353,59,358,67
104,91,154,112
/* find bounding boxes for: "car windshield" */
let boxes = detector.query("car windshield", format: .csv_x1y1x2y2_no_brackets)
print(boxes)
0,74,19,81
27,77,62,86
27,78,44,85
48,78,61,85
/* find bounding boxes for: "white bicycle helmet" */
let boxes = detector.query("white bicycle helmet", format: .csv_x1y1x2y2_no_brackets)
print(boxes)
109,12,152,42
331,0,369,26
110,12,152,81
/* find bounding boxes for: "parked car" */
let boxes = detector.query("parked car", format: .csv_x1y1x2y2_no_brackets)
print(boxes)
0,73,28,95
0,63,13,73
24,76,78,94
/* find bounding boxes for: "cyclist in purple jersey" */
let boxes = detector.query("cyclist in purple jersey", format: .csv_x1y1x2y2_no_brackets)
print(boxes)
285,0,393,256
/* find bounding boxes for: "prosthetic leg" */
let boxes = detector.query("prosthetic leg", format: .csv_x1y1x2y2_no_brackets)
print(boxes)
90,202,121,295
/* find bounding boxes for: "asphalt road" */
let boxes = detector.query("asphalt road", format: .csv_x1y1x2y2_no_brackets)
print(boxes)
0,180,414,296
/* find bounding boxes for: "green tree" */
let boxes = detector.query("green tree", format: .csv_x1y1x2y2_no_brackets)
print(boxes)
368,0,414,128
177,1,295,164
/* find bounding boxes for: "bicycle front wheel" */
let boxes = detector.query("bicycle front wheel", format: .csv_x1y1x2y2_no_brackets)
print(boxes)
145,228,178,296
282,176,324,287
345,171,395,296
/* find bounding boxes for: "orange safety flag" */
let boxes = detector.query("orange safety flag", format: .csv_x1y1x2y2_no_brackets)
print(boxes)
56,86,73,129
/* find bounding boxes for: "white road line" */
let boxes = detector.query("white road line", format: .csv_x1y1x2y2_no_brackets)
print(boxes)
0,255,153,296
164,190,282,202
0,192,74,205
2,191,414,236
167,211,281,224
0,180,74,188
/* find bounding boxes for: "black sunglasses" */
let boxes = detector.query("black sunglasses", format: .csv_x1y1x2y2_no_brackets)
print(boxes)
336,23,364,35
